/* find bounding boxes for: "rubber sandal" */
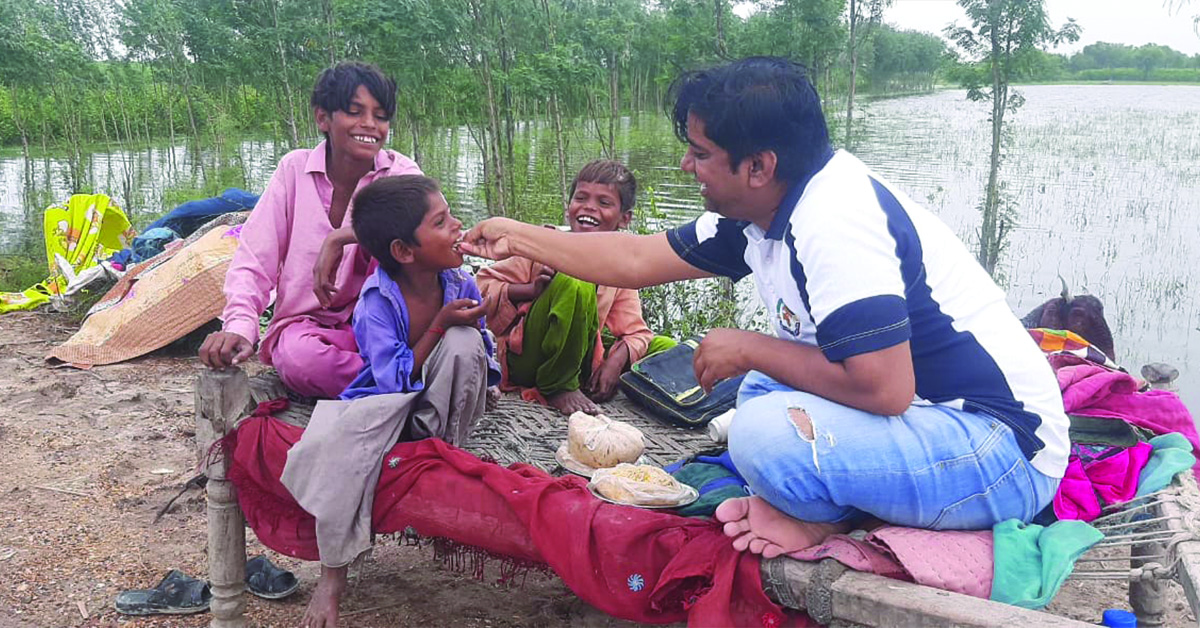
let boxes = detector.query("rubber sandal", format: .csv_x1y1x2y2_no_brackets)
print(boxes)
246,555,299,600
114,569,211,616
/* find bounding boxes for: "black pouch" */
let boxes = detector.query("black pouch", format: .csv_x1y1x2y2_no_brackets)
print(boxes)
618,336,744,428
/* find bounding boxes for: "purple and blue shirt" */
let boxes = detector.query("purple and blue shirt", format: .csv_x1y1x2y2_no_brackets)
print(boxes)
340,266,500,400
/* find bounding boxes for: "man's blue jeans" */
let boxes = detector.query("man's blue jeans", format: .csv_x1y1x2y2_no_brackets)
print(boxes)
728,371,1060,529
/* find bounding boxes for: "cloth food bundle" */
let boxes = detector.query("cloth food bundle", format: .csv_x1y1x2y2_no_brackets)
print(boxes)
619,336,745,427
1,194,133,314
567,411,644,468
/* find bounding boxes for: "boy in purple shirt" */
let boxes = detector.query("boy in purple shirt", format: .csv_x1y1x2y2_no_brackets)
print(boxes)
281,175,498,628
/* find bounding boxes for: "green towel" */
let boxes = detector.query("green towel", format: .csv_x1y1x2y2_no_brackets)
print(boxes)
1136,433,1196,498
991,518,1104,609
671,462,747,518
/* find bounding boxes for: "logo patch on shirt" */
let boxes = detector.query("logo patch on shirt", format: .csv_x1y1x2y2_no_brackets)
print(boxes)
776,299,803,336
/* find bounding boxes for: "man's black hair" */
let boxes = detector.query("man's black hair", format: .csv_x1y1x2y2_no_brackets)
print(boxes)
310,61,397,121
352,175,440,276
668,57,831,183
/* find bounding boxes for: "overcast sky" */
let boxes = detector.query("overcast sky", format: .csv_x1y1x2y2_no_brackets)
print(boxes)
885,0,1200,55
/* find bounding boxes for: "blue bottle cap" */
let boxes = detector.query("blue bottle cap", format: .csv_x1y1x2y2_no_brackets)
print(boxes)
1101,609,1137,628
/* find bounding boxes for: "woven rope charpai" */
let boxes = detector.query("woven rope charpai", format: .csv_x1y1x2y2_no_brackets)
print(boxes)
245,371,714,474
466,396,714,472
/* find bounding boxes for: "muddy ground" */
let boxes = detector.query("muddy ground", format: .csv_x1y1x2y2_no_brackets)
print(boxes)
0,311,1194,627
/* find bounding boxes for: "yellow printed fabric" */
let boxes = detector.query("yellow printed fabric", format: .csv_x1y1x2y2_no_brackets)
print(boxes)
0,194,132,314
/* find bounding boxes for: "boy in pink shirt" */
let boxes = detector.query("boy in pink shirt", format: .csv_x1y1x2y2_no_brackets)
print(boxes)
200,62,421,398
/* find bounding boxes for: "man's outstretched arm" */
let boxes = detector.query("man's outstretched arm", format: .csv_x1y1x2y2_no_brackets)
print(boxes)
459,217,712,289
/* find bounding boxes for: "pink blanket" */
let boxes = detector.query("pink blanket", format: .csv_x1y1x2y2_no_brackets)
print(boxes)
1056,359,1199,473
790,527,994,599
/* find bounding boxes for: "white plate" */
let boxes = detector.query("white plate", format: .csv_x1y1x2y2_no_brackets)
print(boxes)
554,443,645,478
586,482,700,510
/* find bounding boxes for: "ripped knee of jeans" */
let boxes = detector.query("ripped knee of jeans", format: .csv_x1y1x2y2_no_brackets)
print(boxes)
787,405,836,473
789,406,814,441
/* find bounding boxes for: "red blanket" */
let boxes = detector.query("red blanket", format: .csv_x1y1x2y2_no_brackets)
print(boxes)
226,405,806,627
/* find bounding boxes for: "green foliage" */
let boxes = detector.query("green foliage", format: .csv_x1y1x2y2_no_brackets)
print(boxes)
869,25,946,92
953,41,1200,85
0,255,46,292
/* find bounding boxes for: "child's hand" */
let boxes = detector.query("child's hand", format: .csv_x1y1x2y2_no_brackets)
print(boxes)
585,356,624,403
199,331,254,369
433,298,487,330
532,266,556,299
312,225,356,308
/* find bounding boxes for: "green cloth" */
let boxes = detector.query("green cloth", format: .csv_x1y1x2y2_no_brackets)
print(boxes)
601,327,676,358
1136,433,1196,497
671,462,746,518
1068,414,1154,448
507,272,599,394
991,519,1104,609
645,334,678,358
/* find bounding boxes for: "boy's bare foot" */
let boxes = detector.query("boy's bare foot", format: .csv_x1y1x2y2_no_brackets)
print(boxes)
714,496,850,558
547,389,600,415
302,565,347,628
486,385,502,412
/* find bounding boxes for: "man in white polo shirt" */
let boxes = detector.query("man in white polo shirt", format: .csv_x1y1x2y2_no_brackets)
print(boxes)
460,57,1067,557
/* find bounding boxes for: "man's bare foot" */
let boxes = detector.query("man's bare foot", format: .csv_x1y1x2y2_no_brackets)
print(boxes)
547,389,599,415
714,496,850,559
302,565,347,628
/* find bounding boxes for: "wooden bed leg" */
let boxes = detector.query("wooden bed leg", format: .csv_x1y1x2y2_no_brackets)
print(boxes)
1130,538,1167,627
197,368,252,628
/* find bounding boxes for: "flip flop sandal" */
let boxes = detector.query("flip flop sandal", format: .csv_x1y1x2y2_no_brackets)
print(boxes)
114,569,211,616
246,555,299,600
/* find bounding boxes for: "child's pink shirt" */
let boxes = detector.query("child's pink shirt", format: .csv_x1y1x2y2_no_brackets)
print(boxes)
220,141,421,364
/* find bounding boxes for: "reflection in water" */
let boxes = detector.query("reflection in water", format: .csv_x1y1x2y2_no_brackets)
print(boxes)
2,85,1197,413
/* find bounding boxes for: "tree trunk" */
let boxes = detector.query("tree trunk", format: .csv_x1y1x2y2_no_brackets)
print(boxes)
714,0,728,58
408,109,422,164
609,52,619,159
980,26,1006,276
497,10,516,210
162,80,177,171
550,94,569,210
10,85,33,196
482,60,507,216
845,0,859,148
270,0,300,147
322,0,337,66
538,0,569,208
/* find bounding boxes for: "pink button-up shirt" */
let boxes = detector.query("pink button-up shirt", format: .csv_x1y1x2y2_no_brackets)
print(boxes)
220,141,422,363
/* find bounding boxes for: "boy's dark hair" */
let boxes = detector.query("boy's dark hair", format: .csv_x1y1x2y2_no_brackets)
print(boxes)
569,160,637,214
352,175,440,275
310,61,397,121
668,57,831,183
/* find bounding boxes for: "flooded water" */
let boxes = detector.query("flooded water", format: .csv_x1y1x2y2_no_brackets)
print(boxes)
856,85,1200,412
2,84,1198,411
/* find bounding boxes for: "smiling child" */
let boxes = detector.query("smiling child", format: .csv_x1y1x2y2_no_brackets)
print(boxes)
476,160,673,414
200,62,422,399
283,174,499,628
